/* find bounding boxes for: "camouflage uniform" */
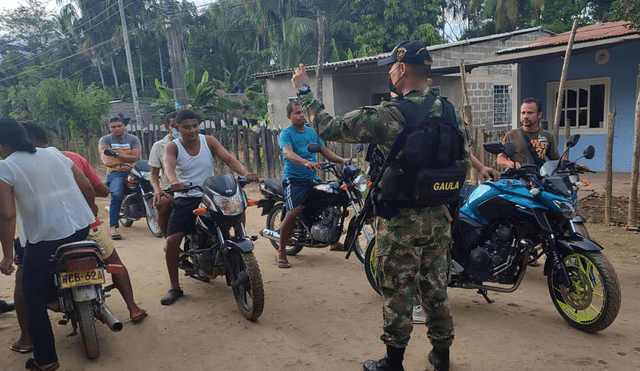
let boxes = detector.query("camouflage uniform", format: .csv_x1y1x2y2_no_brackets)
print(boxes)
300,88,471,350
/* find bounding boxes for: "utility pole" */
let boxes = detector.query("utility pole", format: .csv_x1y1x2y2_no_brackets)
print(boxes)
316,10,326,100
117,0,144,145
163,0,186,107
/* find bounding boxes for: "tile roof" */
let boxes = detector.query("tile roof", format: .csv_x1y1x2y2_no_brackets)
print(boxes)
498,21,638,54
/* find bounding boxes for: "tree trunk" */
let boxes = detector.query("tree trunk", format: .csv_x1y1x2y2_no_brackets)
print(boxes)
110,56,119,88
96,59,106,90
552,20,578,140
158,40,165,86
458,60,477,184
139,46,144,92
604,107,616,224
628,65,640,226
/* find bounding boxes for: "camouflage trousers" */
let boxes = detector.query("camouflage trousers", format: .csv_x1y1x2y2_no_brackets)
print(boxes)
375,205,454,349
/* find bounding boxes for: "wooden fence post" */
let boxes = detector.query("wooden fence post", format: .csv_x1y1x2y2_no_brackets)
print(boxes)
243,122,251,171
628,64,640,227
552,20,578,140
233,117,239,160
604,107,616,224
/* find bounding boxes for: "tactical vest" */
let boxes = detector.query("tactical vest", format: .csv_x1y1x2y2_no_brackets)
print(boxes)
376,92,467,214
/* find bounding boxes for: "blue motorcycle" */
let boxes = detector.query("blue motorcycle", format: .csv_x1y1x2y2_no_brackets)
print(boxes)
364,135,621,333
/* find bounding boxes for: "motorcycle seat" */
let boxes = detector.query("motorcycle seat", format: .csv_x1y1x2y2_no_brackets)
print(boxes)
134,160,150,172
263,178,284,197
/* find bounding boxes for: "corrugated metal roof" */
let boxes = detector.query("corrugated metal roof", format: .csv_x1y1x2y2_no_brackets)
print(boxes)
251,27,549,79
466,33,640,70
498,21,638,54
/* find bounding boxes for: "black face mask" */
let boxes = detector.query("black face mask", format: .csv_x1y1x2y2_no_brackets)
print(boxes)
388,75,398,95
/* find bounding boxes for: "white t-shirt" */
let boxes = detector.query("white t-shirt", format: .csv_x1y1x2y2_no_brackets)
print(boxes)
0,147,95,244
148,134,172,187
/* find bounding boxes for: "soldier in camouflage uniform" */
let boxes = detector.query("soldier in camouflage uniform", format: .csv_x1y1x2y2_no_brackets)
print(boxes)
292,40,499,371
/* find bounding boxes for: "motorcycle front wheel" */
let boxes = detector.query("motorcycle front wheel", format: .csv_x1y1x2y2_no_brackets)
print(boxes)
573,221,591,239
145,201,163,238
548,250,621,332
76,301,99,359
266,203,304,255
347,198,376,263
228,250,264,321
364,237,380,295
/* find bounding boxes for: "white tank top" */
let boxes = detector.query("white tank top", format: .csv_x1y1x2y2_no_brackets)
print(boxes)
174,134,215,198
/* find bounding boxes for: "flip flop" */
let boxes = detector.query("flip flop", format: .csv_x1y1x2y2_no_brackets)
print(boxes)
25,358,60,371
110,230,122,240
131,311,148,323
10,341,34,354
275,256,291,269
528,258,541,267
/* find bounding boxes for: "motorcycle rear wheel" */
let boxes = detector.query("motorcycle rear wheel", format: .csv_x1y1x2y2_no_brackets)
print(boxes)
146,201,163,238
228,250,264,321
76,301,99,359
364,237,380,295
266,203,304,255
548,251,621,332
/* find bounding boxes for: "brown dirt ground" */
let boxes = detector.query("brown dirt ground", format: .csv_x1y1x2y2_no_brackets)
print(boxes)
1,185,640,371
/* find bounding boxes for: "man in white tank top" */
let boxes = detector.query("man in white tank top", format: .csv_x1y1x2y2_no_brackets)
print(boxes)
158,110,258,305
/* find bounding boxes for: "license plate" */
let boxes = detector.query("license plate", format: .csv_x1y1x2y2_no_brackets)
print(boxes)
59,268,105,289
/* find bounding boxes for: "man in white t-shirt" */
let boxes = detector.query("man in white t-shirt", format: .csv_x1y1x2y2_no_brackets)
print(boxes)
149,111,178,237
158,110,258,305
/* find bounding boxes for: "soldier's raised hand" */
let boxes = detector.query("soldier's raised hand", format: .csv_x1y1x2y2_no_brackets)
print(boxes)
291,63,309,89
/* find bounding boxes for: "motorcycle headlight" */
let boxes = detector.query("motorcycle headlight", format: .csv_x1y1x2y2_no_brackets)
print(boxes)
212,192,245,216
354,174,368,193
553,199,576,219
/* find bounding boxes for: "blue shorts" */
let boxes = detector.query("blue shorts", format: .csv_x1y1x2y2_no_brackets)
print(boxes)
283,178,320,211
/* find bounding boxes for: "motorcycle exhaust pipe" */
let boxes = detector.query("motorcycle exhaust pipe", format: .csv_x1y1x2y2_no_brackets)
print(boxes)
259,229,297,245
98,304,123,332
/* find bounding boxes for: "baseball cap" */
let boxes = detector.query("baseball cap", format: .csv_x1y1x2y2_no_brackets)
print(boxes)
377,40,433,67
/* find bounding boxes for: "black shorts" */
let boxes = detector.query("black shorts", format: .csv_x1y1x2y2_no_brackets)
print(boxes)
167,197,201,237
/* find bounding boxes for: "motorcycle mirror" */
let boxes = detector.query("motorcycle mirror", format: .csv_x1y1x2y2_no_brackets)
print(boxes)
355,143,365,154
583,145,595,159
307,143,322,153
103,149,118,157
503,142,516,157
566,134,580,148
483,141,505,155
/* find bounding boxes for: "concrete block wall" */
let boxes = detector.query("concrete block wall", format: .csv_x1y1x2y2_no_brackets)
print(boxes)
106,101,162,129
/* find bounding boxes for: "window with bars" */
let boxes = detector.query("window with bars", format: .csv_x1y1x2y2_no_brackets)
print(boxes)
547,77,610,132
493,84,511,127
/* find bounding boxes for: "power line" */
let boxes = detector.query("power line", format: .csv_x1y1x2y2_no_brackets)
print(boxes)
0,2,126,76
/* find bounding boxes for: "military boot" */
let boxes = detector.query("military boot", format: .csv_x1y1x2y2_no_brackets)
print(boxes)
428,347,450,371
363,345,405,371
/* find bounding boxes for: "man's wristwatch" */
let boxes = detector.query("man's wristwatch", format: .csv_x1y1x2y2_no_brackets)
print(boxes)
297,84,311,97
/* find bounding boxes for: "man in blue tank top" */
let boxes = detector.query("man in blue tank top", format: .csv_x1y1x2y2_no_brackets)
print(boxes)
276,101,347,268
158,110,258,305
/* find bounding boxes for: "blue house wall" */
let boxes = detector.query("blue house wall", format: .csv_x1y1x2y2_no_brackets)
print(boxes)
519,42,640,171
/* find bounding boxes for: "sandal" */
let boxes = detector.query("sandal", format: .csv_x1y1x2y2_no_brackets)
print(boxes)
528,258,541,267
275,256,291,269
10,341,34,354
25,358,60,371
329,242,346,251
110,229,122,240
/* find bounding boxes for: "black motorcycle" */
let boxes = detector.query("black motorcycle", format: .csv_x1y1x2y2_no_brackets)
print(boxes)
103,149,162,238
257,143,374,262
166,175,264,321
364,135,621,333
53,240,124,359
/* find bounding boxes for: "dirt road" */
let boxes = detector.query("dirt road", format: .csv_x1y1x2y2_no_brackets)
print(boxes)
1,185,639,371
